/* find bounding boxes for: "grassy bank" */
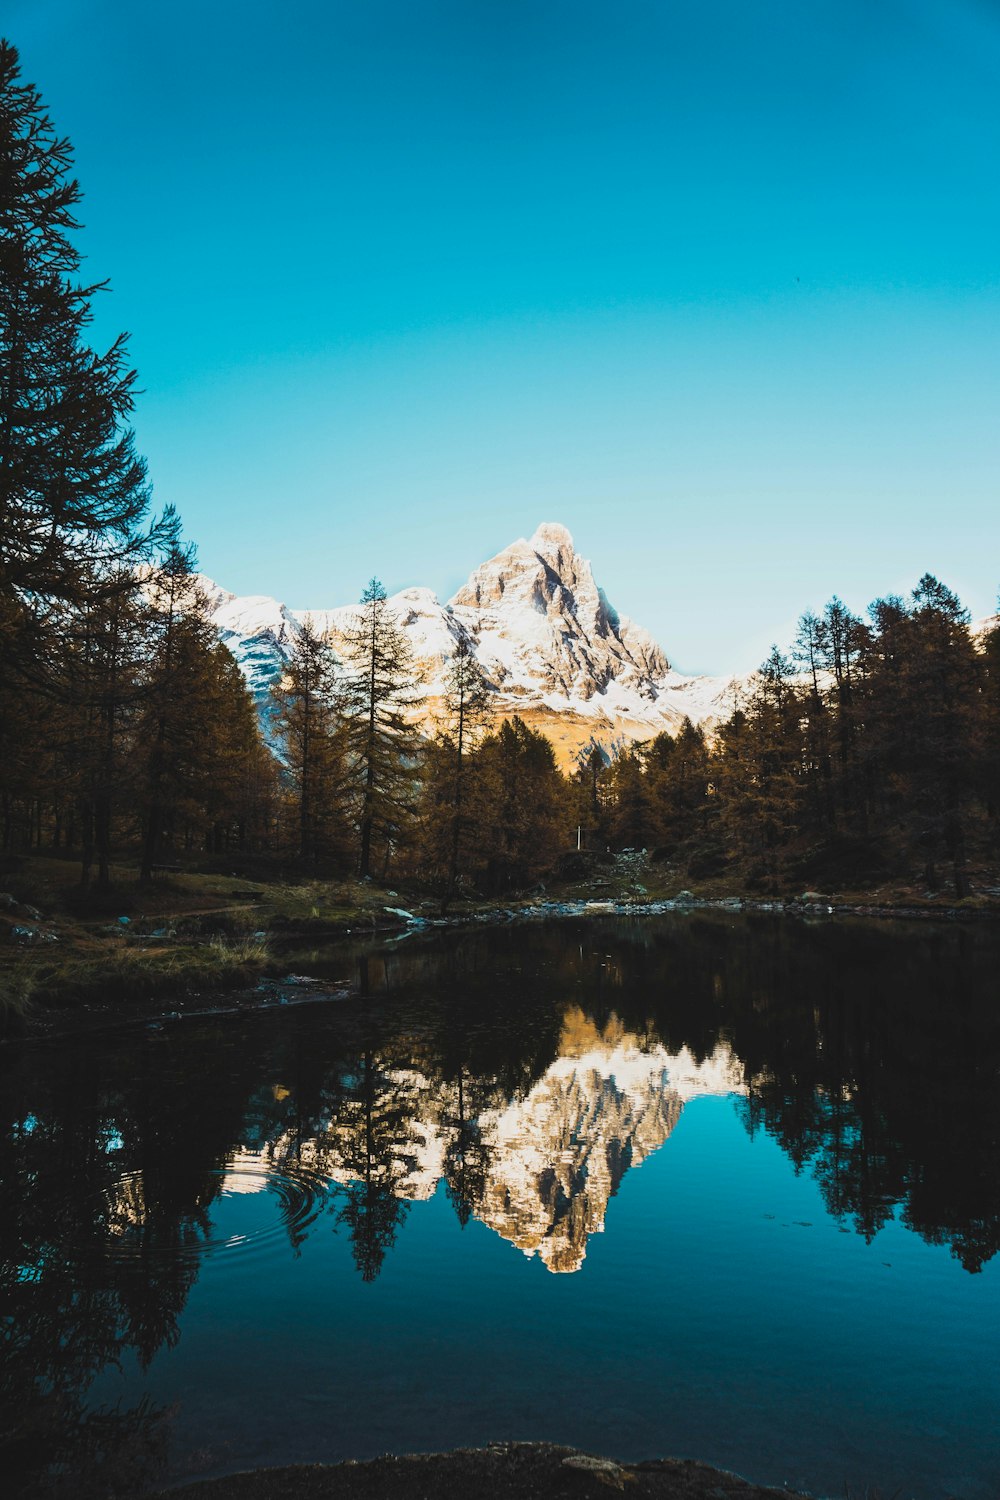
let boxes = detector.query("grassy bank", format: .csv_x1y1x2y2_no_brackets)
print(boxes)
4,850,999,1036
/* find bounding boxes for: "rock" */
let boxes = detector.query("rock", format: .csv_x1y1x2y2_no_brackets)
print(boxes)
10,924,56,944
674,889,695,903
561,1454,627,1489
0,893,43,919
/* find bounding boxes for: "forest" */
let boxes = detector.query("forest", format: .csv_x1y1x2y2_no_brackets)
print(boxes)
3,37,1000,906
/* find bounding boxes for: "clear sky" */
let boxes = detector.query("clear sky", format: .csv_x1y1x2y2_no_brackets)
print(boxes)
7,0,999,673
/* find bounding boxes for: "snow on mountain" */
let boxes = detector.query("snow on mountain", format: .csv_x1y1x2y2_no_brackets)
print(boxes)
200,522,740,762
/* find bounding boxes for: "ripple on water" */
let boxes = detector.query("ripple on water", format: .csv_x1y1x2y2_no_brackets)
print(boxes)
95,1153,332,1266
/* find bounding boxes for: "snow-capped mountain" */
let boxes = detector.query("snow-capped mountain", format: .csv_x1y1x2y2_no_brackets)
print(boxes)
201,522,739,763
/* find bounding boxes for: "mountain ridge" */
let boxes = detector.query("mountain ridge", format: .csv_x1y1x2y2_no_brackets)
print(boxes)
200,522,739,764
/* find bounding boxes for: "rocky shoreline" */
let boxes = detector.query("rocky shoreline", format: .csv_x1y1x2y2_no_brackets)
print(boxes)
160,1441,815,1500
7,885,1000,1043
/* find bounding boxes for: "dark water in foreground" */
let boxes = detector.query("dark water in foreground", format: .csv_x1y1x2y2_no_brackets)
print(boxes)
2,914,1000,1498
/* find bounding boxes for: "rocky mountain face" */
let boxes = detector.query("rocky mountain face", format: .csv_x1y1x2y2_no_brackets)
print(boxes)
201,522,738,763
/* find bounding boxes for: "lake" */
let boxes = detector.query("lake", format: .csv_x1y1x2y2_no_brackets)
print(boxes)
2,914,999,1498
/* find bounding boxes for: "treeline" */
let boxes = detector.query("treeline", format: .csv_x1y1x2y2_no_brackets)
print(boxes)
112,566,1000,902
584,580,1000,897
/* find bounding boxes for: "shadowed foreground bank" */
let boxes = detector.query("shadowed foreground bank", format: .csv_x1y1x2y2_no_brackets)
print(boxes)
163,1443,811,1500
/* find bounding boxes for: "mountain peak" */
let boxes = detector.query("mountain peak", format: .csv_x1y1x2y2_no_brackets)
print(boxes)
529,521,575,560
202,526,739,768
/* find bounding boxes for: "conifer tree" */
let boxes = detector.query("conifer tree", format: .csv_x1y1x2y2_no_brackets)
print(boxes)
1,38,170,877
571,744,610,850
608,746,657,850
137,542,206,879
204,647,280,856
67,564,146,884
0,40,164,659
884,576,979,895
981,609,1000,846
474,716,571,889
712,649,804,891
424,637,492,902
646,719,712,848
272,616,349,866
340,579,421,878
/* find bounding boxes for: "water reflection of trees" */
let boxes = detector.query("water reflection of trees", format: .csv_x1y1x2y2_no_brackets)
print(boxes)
598,914,1000,1273
0,1027,268,1495
2,916,998,1489
337,917,1000,1273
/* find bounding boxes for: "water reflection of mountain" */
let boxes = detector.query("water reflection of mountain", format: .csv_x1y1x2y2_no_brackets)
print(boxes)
3,914,1000,1493
227,1010,745,1274
475,1012,744,1272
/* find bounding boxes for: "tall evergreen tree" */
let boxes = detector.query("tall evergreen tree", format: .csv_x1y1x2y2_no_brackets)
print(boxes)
608,746,657,850
646,718,712,848
887,576,979,895
474,716,571,889
570,743,611,850
1,38,170,878
422,637,492,902
0,40,164,659
67,563,147,885
981,609,1000,847
271,616,349,866
712,648,804,891
340,579,421,878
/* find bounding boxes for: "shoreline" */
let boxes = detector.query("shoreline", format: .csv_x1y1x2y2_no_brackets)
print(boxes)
158,1441,815,1500
6,889,1000,1044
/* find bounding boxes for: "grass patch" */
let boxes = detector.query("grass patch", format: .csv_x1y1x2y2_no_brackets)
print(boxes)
23,936,272,1011
0,959,39,1033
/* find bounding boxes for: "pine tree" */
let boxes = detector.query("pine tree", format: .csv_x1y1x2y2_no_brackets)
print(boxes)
885,576,980,896
645,719,712,848
608,746,657,850
203,646,280,857
981,610,1000,848
272,616,349,866
0,40,164,654
66,564,147,884
428,636,492,902
0,38,169,876
474,716,571,889
712,649,804,891
570,744,611,851
339,579,421,878
137,543,205,879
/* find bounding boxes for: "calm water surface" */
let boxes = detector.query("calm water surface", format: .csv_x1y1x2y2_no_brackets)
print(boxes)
2,914,999,1497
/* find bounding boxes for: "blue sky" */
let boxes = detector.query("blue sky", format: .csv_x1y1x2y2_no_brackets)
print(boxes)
7,0,999,673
